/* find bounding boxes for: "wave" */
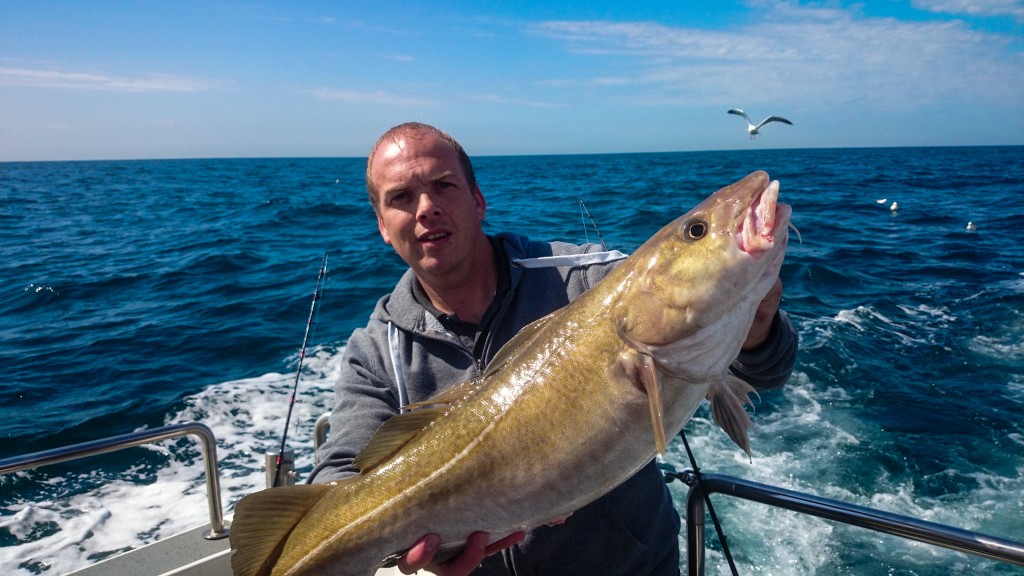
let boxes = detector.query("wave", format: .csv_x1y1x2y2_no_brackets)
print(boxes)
4,149,1023,575
666,374,1022,575
6,355,1020,576
0,346,340,576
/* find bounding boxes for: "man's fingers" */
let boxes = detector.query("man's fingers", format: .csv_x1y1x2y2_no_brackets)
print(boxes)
397,534,440,574
396,530,526,576
437,532,490,575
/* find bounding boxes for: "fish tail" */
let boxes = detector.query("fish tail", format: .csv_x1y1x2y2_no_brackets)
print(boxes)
230,484,334,576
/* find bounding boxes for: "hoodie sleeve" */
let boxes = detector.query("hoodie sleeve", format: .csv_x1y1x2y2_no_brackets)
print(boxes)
307,324,400,484
730,310,799,391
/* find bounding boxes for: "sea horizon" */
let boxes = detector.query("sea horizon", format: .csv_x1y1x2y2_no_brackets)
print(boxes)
3,143,1021,165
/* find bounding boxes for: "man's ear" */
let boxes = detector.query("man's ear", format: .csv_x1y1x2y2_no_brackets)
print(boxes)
473,185,487,221
377,213,392,245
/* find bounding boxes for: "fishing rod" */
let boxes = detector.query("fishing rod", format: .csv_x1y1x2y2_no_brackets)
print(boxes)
578,199,609,251
273,252,328,488
679,429,740,576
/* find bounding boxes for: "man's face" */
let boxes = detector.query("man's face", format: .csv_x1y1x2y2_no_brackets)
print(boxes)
370,131,486,283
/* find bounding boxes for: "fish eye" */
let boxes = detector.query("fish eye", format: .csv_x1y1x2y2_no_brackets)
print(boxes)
684,218,708,241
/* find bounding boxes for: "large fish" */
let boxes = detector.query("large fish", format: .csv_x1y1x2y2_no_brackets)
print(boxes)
230,170,792,576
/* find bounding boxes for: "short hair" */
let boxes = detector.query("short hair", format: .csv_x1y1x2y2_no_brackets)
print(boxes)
365,122,477,212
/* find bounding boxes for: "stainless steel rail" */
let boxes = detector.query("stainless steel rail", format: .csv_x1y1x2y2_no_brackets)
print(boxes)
682,471,1024,574
0,422,229,540
314,412,331,463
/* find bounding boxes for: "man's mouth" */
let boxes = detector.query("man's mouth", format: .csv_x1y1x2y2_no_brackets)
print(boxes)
420,231,450,242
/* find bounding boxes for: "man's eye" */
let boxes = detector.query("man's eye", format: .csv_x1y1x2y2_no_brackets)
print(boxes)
387,191,409,205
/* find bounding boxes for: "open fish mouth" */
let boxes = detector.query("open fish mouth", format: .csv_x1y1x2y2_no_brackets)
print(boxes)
738,178,790,255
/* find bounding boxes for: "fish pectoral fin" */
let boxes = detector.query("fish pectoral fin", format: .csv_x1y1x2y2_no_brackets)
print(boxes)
707,375,759,459
353,407,447,473
230,484,334,576
621,351,667,455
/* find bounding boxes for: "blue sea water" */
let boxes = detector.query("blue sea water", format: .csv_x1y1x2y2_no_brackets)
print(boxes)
1,146,1022,575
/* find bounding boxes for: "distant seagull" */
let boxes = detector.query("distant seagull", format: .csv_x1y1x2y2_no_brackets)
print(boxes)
966,221,977,231
890,201,899,212
728,109,793,139
876,198,887,204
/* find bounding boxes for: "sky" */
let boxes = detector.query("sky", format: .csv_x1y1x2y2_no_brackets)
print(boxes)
1,1,1023,161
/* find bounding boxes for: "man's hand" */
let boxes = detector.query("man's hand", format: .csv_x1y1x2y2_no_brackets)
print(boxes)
742,278,783,350
398,531,526,576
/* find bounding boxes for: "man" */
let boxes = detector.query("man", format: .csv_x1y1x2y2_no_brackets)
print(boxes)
309,122,798,575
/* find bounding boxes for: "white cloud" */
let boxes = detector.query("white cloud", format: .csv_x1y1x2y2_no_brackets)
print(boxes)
911,0,1024,19
308,87,436,106
529,3,1024,109
0,67,218,92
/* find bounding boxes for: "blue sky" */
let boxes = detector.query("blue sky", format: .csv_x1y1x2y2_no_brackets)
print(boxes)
2,1,1022,161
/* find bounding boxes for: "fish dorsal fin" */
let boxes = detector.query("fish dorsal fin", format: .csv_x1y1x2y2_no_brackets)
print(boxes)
403,377,485,411
353,407,447,473
707,374,760,459
620,351,667,455
357,378,490,473
230,483,334,576
484,310,558,377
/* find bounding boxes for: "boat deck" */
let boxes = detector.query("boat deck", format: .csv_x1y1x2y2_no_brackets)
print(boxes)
67,519,407,576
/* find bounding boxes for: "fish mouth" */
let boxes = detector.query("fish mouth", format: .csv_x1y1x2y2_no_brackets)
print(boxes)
737,178,790,255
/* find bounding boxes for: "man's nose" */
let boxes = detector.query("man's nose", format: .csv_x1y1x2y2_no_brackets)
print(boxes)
416,192,441,218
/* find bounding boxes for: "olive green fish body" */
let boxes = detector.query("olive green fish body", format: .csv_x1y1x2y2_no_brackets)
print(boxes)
230,171,791,576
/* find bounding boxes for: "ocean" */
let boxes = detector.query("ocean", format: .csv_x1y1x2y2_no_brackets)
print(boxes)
1,146,1022,575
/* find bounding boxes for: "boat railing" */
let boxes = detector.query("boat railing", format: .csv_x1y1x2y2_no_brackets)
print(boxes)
14,417,1018,572
0,422,229,540
666,469,1024,574
312,414,1024,572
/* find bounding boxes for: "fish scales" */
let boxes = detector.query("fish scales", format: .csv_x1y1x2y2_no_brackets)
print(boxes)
291,322,644,574
230,170,792,576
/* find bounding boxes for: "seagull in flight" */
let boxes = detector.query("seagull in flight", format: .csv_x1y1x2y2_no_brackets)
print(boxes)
728,109,793,139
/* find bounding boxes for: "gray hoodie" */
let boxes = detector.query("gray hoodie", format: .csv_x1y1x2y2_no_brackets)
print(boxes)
310,232,798,575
